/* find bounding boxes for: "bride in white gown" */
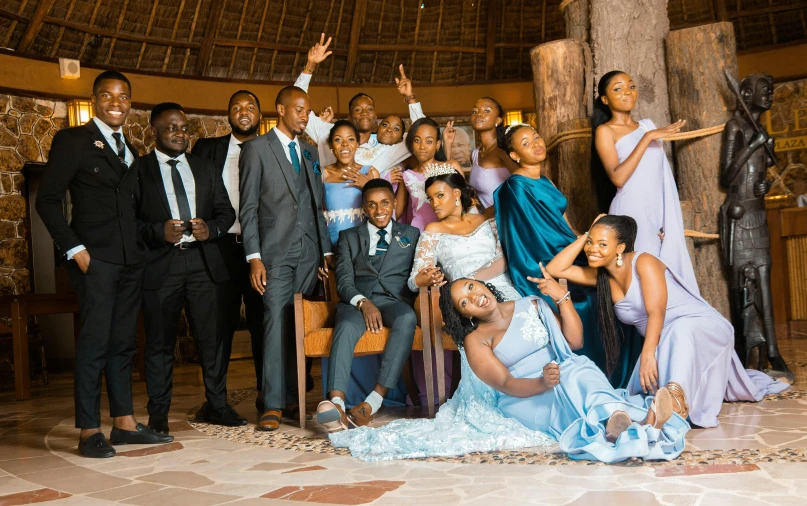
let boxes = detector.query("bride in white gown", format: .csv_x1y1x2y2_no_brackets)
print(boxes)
408,163,521,301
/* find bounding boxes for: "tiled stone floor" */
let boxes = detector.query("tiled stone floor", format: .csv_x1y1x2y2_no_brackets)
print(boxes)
1,340,807,505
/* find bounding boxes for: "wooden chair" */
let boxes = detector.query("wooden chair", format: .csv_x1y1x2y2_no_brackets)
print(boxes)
293,286,435,429
428,287,462,406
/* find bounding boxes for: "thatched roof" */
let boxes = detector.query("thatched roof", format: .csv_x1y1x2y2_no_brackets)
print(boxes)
0,0,805,84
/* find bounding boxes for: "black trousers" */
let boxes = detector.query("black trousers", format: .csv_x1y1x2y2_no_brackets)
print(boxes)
261,234,320,410
142,246,226,417
67,258,144,429
216,234,264,389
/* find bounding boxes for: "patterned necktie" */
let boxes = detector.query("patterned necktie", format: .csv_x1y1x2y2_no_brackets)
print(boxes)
167,159,193,236
112,132,126,165
375,229,389,256
288,141,301,174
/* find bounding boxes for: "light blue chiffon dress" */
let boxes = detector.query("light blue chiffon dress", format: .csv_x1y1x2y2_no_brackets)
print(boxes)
322,165,408,407
331,296,689,463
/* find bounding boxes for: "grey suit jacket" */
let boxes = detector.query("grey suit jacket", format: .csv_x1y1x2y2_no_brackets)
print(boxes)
239,129,331,265
335,221,420,306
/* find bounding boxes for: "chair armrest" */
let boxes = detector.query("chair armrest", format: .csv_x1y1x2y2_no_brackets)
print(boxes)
293,293,337,334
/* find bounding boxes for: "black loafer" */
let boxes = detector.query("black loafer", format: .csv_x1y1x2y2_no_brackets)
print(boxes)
110,423,174,445
79,432,116,458
199,404,248,427
148,415,170,435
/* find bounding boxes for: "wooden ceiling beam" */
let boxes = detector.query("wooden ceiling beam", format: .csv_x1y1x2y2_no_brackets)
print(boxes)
291,0,315,77
2,0,30,48
729,1,807,18
39,16,201,49
49,0,77,58
136,0,161,69
194,0,226,75
485,0,502,80
161,0,186,72
77,0,103,60
227,0,250,78
359,43,484,53
345,0,368,82
247,0,270,79
181,0,204,74
17,0,55,53
105,0,131,65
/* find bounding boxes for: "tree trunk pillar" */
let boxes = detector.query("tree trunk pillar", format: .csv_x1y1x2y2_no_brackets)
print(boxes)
557,117,598,233
666,22,738,316
561,0,590,42
530,39,590,184
590,0,671,129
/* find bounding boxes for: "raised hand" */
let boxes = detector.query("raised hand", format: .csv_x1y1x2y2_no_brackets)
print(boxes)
306,33,333,70
527,262,567,302
319,106,335,123
443,120,456,146
648,119,686,141
387,167,404,185
395,65,414,100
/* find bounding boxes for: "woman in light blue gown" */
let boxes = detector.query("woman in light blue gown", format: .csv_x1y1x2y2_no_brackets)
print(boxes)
331,272,689,463
320,120,408,407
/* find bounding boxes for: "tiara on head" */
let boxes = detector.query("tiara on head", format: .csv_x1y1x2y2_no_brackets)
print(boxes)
424,162,457,179
504,123,532,135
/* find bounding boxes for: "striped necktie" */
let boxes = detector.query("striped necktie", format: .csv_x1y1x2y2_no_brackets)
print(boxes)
375,229,389,256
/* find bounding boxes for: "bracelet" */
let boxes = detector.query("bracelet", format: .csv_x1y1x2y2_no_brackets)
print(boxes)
404,95,416,103
555,291,571,306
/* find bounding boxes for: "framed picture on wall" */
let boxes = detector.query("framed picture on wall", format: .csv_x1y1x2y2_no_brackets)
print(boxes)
453,124,476,171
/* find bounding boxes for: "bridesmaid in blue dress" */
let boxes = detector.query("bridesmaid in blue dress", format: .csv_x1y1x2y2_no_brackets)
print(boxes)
331,274,688,463
546,215,788,428
321,120,408,407
591,71,697,291
494,124,642,388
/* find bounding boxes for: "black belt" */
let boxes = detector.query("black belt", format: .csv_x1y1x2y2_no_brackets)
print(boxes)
231,233,243,244
174,241,202,250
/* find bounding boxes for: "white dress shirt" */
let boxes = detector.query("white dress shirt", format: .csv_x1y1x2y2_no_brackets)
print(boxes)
349,220,395,307
155,149,197,244
222,134,242,234
66,117,135,260
293,72,425,174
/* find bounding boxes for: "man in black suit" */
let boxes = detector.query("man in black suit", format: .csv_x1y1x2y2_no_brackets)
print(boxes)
190,90,265,411
36,71,172,458
136,103,246,433
240,86,333,431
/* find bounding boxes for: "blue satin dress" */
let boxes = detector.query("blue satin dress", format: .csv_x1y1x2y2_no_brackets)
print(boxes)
493,175,642,388
322,165,408,407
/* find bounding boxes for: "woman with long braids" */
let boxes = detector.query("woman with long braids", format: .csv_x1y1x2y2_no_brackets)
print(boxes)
330,276,688,463
466,97,518,209
546,215,788,428
591,71,698,292
493,123,642,388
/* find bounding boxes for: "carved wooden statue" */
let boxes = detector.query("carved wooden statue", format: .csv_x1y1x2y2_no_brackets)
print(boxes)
719,72,793,380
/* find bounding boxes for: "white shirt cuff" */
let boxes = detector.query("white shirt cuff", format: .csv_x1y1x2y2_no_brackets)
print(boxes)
294,72,312,93
246,253,261,262
66,245,86,260
324,252,334,256
409,102,424,122
349,295,367,308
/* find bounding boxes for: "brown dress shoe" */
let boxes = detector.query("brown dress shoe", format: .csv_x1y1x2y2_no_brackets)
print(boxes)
256,409,282,431
347,402,377,427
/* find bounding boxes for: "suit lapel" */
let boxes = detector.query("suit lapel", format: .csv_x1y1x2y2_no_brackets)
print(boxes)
266,131,298,203
147,153,172,216
359,224,377,273
186,154,204,217
85,120,125,178
377,221,402,272
215,134,230,172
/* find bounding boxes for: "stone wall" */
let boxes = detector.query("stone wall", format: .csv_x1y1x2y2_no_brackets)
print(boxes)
0,95,67,296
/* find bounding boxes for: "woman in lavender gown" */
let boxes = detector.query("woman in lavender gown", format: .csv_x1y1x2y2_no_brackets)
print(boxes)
465,97,516,209
592,71,698,292
547,215,789,428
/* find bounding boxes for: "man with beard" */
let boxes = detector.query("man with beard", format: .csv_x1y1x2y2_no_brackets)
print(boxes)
36,71,173,457
137,103,245,433
294,34,425,176
240,86,333,431
192,90,266,412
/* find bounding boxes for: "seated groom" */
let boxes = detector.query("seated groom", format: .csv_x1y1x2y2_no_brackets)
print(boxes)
316,179,420,432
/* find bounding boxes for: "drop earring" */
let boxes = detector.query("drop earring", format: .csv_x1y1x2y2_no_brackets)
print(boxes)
616,253,623,267
455,198,460,207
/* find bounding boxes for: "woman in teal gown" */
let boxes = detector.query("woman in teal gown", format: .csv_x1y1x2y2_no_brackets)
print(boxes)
493,124,642,388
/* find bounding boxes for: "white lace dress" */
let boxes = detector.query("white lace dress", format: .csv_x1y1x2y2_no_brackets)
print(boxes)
407,218,521,300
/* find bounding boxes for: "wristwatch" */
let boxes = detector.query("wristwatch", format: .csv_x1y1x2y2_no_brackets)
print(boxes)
356,298,368,311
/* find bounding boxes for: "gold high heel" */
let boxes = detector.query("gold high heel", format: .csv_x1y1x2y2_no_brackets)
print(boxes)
665,382,689,419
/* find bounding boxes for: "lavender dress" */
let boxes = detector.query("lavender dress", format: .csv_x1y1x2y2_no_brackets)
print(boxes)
469,149,510,209
615,252,788,428
610,119,699,293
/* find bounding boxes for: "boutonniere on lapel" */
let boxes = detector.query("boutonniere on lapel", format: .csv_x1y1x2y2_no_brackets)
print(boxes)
94,140,105,150
395,234,411,248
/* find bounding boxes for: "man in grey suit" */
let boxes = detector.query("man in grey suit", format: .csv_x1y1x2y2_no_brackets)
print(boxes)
316,179,420,432
239,86,333,431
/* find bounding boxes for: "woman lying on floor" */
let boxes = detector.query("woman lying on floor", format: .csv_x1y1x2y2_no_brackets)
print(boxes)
330,268,689,463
